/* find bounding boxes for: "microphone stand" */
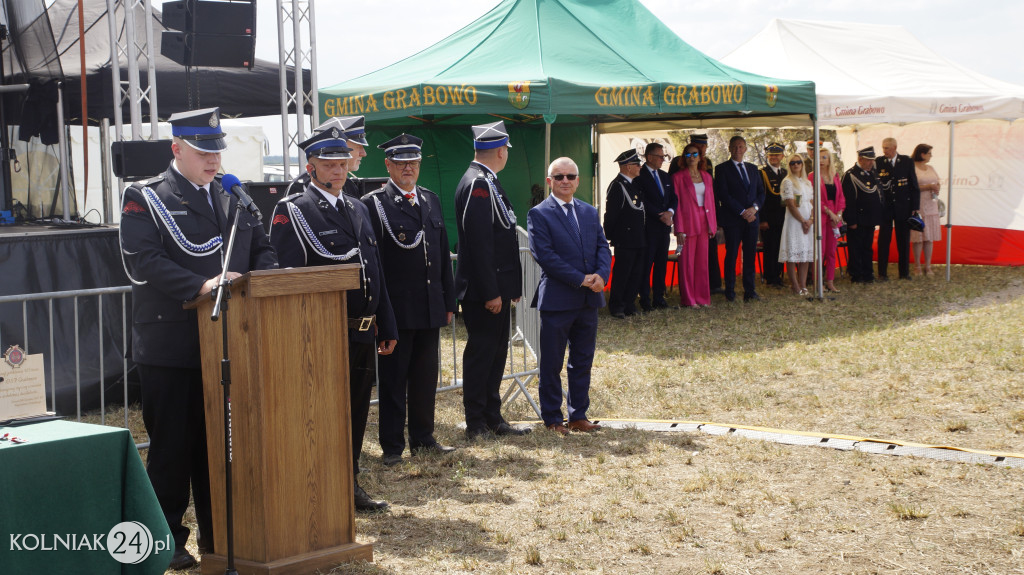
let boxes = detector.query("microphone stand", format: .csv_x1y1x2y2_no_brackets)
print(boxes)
210,203,241,575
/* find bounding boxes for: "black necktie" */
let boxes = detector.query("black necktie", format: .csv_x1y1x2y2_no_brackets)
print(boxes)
738,163,749,186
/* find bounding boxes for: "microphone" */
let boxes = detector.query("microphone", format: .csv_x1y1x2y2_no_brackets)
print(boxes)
311,168,332,189
221,174,262,221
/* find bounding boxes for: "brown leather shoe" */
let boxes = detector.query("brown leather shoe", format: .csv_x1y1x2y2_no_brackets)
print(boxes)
546,423,569,435
567,419,601,432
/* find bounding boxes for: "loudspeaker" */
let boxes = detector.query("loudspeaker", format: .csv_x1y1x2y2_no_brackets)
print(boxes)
357,177,389,195
111,140,174,181
163,1,255,35
161,31,255,68
245,181,291,233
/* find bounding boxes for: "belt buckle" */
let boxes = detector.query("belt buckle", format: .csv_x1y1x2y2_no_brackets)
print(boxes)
358,316,373,332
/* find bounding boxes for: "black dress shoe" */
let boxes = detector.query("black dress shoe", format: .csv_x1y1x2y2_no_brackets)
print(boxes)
652,299,669,309
744,293,761,302
381,453,403,466
725,292,736,302
877,275,889,282
491,421,531,436
354,485,389,513
465,427,491,440
899,275,912,280
412,443,456,456
610,311,626,319
710,287,725,295
168,548,198,570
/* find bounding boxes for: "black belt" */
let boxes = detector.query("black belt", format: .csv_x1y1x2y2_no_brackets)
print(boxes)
348,315,376,332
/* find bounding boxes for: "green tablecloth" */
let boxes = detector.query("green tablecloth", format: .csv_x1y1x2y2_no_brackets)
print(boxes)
0,420,172,574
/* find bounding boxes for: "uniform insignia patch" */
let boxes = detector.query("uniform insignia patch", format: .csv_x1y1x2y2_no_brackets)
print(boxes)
318,229,338,236
471,187,490,199
272,214,289,225
123,200,146,214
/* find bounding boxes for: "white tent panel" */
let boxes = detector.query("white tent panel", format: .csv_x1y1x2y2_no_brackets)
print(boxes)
722,20,1024,125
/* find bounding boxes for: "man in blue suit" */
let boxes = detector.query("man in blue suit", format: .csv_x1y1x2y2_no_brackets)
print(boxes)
635,143,676,310
527,157,612,435
714,136,765,302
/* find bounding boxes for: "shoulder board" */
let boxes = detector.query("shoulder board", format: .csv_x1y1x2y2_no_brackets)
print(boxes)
134,175,166,188
362,187,386,200
417,185,436,197
276,192,303,205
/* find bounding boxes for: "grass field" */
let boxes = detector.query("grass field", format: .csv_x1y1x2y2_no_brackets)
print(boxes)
122,265,1024,574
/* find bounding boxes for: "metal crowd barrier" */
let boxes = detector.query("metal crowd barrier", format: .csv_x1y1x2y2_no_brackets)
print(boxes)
0,286,134,431
1,226,545,444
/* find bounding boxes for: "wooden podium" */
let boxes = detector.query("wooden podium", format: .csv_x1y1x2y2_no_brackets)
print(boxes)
189,264,373,575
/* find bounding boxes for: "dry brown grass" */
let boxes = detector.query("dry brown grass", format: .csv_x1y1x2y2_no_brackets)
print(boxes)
86,265,1024,574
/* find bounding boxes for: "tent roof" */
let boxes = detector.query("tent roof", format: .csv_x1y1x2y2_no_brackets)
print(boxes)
721,19,1024,125
319,0,815,126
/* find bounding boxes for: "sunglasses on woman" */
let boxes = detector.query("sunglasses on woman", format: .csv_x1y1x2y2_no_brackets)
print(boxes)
683,152,699,158
789,160,803,166
550,174,578,181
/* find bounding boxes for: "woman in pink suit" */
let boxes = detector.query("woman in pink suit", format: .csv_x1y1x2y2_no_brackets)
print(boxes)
672,144,717,308
809,148,846,292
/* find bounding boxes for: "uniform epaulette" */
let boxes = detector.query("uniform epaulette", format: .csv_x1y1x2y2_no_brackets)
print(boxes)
132,175,166,188
361,187,386,201
277,192,303,205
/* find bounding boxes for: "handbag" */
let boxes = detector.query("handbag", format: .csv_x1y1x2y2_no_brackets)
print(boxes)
937,199,946,218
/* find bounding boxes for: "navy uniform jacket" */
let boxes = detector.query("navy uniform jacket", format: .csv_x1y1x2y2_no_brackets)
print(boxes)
876,154,921,219
841,166,885,228
453,161,523,302
603,174,647,249
528,195,612,312
362,181,456,330
759,165,787,229
635,165,676,235
268,183,398,345
714,160,766,228
119,164,278,368
342,176,363,200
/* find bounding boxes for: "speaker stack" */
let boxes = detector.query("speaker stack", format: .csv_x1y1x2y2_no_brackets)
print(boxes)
161,1,256,69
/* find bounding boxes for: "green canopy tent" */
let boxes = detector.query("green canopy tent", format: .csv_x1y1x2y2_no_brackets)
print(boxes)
319,0,817,241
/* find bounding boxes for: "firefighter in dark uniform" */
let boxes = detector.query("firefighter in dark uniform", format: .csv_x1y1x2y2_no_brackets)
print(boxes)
268,128,397,512
361,134,457,466
876,137,921,280
842,146,885,284
759,142,788,287
284,115,370,199
119,107,278,570
454,120,530,439
603,148,646,318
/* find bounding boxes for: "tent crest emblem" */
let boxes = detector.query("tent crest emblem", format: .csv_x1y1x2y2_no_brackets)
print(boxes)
766,85,778,108
508,81,531,110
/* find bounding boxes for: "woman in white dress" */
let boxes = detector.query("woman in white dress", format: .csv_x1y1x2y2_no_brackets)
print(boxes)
777,154,814,294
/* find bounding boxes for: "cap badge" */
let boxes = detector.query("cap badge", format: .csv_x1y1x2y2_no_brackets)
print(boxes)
331,128,340,138
208,115,219,128
401,134,409,144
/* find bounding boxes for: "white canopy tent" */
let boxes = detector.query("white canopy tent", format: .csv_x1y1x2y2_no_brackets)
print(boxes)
721,19,1024,268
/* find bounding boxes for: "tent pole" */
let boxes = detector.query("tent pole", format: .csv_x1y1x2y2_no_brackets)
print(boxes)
544,120,551,196
100,119,112,223
945,122,954,282
56,82,72,221
813,119,822,299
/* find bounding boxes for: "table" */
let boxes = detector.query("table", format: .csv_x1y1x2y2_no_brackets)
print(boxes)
0,420,171,574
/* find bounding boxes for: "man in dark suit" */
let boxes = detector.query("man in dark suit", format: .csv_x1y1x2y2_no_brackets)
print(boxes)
876,137,921,280
269,128,397,513
635,142,676,310
362,134,457,467
759,142,788,288
714,135,765,302
119,108,278,570
842,146,885,284
603,149,646,318
528,157,611,435
453,121,530,439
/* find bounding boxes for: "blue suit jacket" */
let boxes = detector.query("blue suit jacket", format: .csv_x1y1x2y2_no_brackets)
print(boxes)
527,195,612,311
713,160,766,228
